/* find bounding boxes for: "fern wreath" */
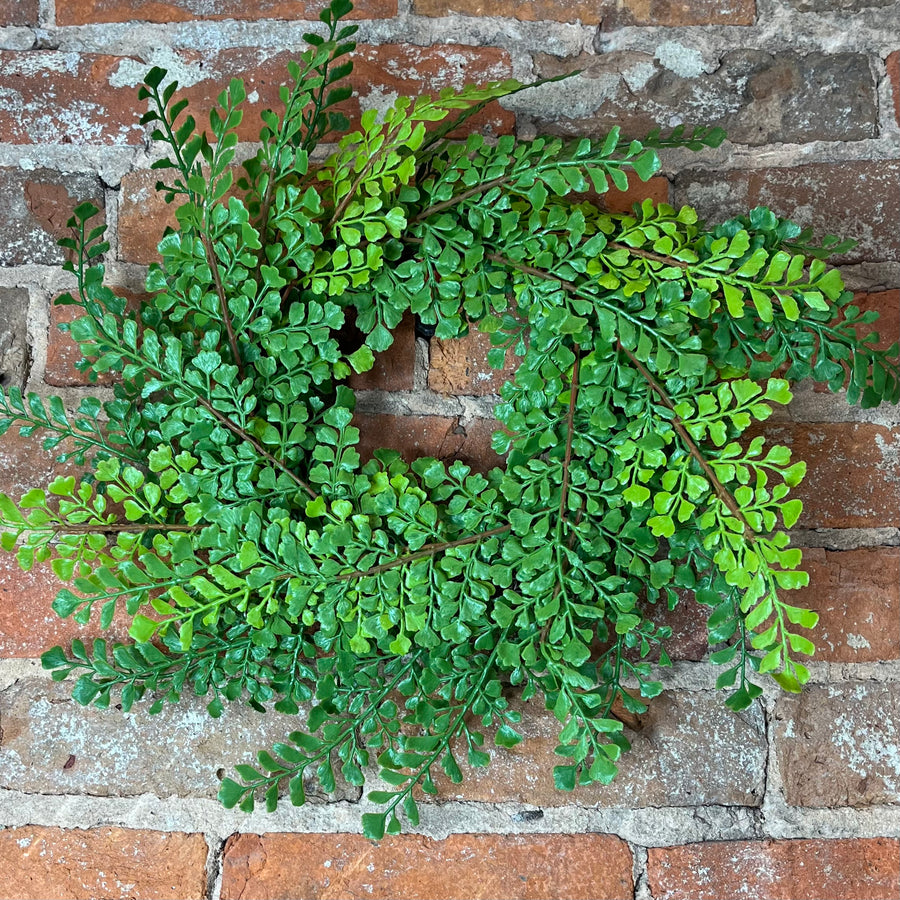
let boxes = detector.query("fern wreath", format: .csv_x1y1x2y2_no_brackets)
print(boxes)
3,1,896,838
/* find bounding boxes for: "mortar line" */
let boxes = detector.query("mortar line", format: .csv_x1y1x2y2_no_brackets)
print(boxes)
631,843,651,900
206,834,226,900
1,789,898,843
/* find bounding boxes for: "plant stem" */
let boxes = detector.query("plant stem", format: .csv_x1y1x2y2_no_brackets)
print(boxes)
200,232,246,382
339,524,510,580
608,241,690,269
616,342,755,538
54,522,199,535
558,351,581,525
415,175,510,221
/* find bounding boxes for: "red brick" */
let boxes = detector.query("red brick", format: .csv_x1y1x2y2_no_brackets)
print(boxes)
674,160,900,263
0,827,208,900
792,547,899,663
221,833,633,900
354,413,502,472
599,174,669,214
604,0,756,26
888,52,900,127
58,0,395,25
46,292,146,387
348,313,416,392
0,168,104,266
0,431,138,656
413,0,602,24
749,423,900,528
855,289,899,352
429,329,519,396
118,168,178,265
0,0,38,26
648,838,900,900
0,554,92,658
433,690,765,807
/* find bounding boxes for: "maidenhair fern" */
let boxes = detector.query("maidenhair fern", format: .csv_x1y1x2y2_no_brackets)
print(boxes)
2,0,895,839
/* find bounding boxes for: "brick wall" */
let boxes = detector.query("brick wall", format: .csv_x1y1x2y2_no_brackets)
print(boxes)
0,1,898,898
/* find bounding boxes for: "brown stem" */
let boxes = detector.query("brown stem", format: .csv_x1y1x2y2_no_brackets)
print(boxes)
52,522,199,534
616,342,755,539
558,351,581,524
200,232,246,382
338,524,511,581
477,249,752,538
414,175,511,222
251,169,276,293
540,352,582,644
195,395,318,500
486,253,569,288
608,241,690,270
327,119,407,233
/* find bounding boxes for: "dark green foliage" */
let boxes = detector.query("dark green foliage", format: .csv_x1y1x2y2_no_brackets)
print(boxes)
1,0,894,834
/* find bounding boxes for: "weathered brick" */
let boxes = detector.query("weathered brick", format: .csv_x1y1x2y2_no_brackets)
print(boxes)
417,0,756,25
429,329,519,396
792,548,899,663
433,691,766,807
348,313,416,392
46,300,105,388
0,45,511,148
532,50,876,144
0,287,29,388
673,160,900,263
58,0,396,25
647,593,711,661
604,0,756,26
0,168,104,267
888,51,900,128
775,682,900,806
221,832,634,900
119,45,513,261
0,0,38,26
648,838,900,900
175,45,514,143
0,429,68,508
0,53,146,145
749,423,900,528
0,827,208,900
413,0,603,24
354,413,501,472
0,676,357,801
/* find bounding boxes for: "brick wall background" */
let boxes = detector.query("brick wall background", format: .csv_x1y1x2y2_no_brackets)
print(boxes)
0,1,898,898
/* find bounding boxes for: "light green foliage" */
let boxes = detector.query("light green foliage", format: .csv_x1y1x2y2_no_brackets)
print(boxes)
2,0,894,837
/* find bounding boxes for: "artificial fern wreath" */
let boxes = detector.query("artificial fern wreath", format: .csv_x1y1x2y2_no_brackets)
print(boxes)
2,1,896,838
